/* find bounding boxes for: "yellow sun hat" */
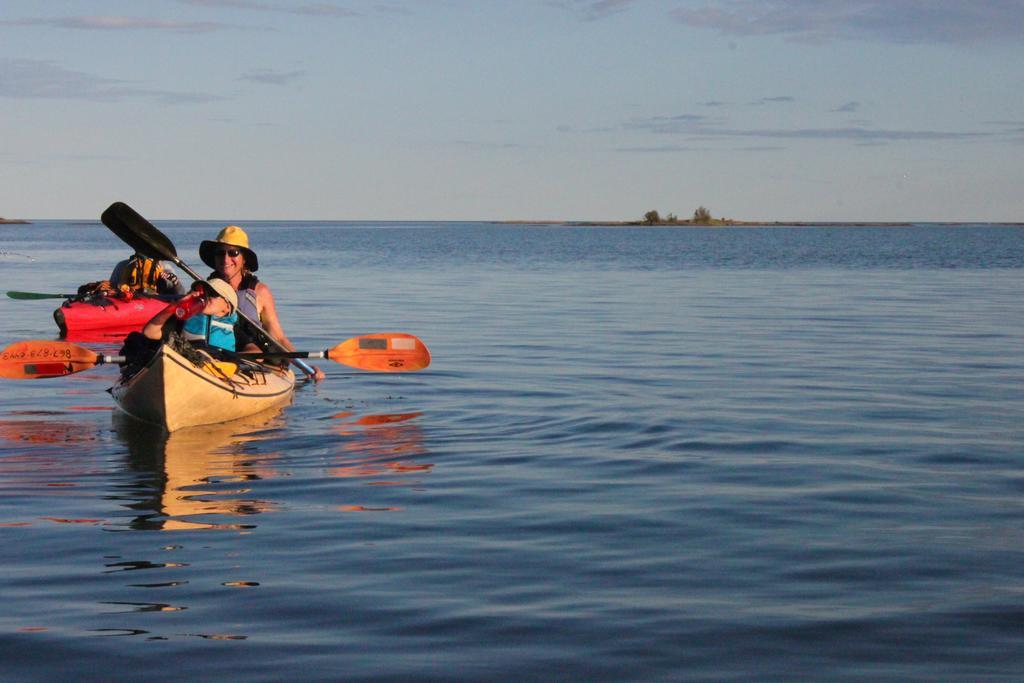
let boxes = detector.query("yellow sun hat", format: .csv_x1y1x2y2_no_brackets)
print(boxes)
199,225,259,271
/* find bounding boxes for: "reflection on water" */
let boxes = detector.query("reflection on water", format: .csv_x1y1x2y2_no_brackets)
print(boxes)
0,407,434,527
100,601,186,613
113,410,285,531
0,415,102,446
328,411,432,488
0,417,109,506
0,404,434,643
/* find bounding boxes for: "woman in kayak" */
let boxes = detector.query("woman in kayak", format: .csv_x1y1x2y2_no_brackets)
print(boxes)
199,226,325,382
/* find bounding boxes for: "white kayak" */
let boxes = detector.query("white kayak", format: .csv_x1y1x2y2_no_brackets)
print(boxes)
112,342,295,432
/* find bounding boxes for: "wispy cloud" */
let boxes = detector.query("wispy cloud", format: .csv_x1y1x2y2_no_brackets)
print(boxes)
624,113,991,143
720,127,988,142
987,121,1024,143
751,96,795,105
0,59,222,104
623,113,718,134
178,0,359,17
452,140,530,151
670,0,1024,45
239,68,306,85
617,144,711,153
3,15,226,32
548,0,642,21
627,114,712,127
373,4,413,16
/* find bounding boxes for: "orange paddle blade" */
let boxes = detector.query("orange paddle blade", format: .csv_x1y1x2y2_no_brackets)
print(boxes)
0,341,104,379
328,334,431,372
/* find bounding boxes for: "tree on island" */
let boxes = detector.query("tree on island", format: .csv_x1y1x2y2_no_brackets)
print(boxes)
641,207,721,225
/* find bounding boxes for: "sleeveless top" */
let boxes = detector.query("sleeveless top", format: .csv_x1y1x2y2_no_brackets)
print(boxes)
237,273,261,324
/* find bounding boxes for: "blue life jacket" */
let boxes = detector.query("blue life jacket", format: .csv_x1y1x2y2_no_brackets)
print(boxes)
182,310,238,351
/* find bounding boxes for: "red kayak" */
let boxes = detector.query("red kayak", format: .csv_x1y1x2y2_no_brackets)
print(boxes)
54,294,169,339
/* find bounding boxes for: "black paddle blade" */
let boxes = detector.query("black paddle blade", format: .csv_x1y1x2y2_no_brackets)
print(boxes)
6,291,74,300
101,202,178,261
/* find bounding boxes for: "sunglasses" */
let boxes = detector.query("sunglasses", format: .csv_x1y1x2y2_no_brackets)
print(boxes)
215,247,242,258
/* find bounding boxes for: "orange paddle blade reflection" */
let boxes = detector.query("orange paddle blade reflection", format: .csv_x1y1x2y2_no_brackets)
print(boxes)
328,411,432,480
0,418,101,446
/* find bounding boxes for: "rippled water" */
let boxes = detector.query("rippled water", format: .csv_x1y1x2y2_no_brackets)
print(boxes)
1,221,1023,680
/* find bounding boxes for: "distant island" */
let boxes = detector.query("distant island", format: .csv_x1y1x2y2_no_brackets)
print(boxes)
0,217,29,224
497,206,1024,228
498,207,920,227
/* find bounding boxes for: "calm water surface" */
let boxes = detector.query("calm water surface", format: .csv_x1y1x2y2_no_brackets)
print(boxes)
1,221,1023,681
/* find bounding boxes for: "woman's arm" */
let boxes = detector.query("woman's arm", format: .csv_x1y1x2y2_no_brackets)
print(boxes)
257,283,325,381
255,283,294,350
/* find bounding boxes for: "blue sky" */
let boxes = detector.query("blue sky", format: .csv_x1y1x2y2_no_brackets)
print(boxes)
1,0,1022,221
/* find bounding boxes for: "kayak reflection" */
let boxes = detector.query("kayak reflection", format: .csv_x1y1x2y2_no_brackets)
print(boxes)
113,409,285,531
328,411,433,480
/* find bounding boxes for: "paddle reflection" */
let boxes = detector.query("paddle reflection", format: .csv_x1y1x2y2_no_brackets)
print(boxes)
328,411,433,482
113,409,285,531
0,414,104,446
0,415,109,506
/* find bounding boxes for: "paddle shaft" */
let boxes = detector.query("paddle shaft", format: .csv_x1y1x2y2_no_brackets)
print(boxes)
236,350,330,360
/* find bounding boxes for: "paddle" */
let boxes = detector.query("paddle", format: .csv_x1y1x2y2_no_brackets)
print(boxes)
0,334,431,380
7,291,77,300
100,202,179,266
0,340,119,379
237,333,431,373
100,202,316,379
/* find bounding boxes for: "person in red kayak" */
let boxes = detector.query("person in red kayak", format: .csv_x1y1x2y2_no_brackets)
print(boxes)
199,225,325,382
110,253,185,297
75,253,185,300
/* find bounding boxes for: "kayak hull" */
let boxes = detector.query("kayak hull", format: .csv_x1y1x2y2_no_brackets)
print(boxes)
112,343,295,432
54,295,169,335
